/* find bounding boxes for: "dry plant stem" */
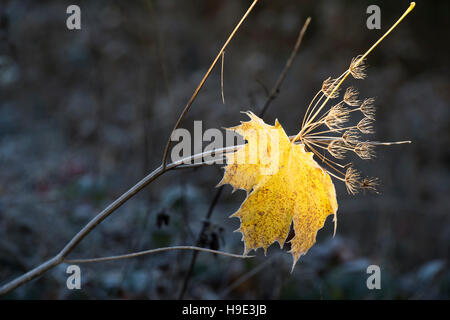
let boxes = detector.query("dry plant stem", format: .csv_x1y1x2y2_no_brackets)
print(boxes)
298,2,416,140
178,17,311,299
0,145,240,296
178,183,225,299
161,0,259,169
65,246,253,264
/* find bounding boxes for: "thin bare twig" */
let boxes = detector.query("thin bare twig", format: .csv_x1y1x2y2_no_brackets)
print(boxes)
221,51,226,104
0,145,241,295
219,253,279,298
0,1,260,295
178,17,311,299
161,0,260,169
65,246,253,264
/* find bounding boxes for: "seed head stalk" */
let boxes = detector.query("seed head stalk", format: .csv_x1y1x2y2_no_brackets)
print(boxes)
291,3,415,194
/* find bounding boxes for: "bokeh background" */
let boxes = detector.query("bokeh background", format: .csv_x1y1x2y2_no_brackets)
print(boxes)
0,0,448,299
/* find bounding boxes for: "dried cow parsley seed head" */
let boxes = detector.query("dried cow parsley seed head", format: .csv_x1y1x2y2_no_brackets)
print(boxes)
354,142,375,160
292,3,414,200
361,177,380,194
342,129,360,146
325,103,350,129
327,140,347,159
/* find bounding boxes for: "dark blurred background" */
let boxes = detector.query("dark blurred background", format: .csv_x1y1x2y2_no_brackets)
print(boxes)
0,0,448,299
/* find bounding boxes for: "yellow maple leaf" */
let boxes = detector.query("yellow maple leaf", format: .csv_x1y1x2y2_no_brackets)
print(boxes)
218,4,415,270
218,112,338,271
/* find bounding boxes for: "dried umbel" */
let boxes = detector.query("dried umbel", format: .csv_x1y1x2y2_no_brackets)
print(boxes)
327,140,347,159
343,87,361,106
357,117,375,134
322,77,342,98
360,98,376,120
349,56,368,79
324,103,350,129
342,129,361,146
292,3,414,195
